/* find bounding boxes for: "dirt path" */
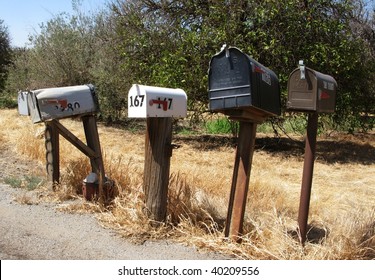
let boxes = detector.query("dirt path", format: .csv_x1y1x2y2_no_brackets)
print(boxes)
0,147,226,260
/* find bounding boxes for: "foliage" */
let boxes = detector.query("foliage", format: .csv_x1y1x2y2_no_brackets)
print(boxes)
2,0,375,132
4,175,45,190
0,96,17,108
0,19,12,94
111,0,375,132
205,117,239,136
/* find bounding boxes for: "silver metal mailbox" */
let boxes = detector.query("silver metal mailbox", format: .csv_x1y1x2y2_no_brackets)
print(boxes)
28,84,98,123
128,84,187,118
17,91,29,116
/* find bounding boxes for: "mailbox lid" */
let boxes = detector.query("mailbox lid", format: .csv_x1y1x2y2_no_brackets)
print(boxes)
128,84,187,118
17,91,30,116
287,68,318,111
27,91,42,123
208,47,252,111
34,84,98,122
208,46,281,116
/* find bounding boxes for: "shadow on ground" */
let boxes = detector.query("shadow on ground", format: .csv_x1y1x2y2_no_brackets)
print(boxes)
175,132,375,165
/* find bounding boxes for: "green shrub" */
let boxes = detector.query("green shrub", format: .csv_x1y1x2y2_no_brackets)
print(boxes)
205,117,238,136
0,97,17,109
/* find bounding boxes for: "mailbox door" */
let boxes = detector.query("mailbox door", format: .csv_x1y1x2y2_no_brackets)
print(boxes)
28,91,42,123
128,84,147,118
287,68,317,111
208,48,252,111
18,91,29,116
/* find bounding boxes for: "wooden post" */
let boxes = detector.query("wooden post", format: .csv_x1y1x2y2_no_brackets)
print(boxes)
225,121,257,241
82,115,105,198
143,117,173,223
45,121,60,189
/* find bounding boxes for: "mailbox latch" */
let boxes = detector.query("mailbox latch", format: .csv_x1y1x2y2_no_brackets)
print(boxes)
299,60,305,80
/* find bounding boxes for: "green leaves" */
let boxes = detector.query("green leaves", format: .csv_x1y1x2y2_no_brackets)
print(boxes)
2,0,374,131
0,19,11,93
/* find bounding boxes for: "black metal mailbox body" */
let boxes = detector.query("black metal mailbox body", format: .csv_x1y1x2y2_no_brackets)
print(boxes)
208,46,281,118
287,65,337,113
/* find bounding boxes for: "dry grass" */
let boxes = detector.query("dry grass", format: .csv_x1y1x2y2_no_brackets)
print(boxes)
0,108,374,259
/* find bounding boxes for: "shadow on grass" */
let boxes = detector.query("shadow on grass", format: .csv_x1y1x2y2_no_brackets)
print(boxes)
175,133,375,165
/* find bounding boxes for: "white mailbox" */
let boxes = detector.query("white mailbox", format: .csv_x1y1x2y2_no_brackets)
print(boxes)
128,84,187,118
17,91,30,116
27,84,98,123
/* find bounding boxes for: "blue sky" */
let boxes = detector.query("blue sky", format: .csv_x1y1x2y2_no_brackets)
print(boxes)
0,0,109,47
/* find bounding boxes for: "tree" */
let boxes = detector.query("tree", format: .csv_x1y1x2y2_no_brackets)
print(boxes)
5,1,126,122
0,19,12,93
111,0,374,131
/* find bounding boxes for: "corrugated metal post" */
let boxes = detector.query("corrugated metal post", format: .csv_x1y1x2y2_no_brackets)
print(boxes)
225,121,257,242
298,112,318,244
45,121,60,190
143,117,173,223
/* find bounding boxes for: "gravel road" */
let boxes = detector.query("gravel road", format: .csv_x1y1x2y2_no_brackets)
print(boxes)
0,143,226,260
0,183,227,260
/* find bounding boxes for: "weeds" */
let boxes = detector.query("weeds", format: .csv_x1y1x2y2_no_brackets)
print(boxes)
4,175,45,191
205,117,239,136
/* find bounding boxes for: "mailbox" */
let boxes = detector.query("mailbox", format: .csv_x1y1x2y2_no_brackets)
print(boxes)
128,84,187,118
17,91,29,116
287,61,337,113
27,84,98,123
208,45,281,117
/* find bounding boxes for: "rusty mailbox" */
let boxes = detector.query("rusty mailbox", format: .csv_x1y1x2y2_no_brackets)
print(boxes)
287,61,337,113
27,84,98,123
208,46,281,119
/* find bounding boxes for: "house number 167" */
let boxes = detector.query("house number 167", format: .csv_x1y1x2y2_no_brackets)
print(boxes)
129,95,145,107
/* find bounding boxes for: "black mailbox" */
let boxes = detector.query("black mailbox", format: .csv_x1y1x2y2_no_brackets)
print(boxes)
287,61,337,113
208,46,281,118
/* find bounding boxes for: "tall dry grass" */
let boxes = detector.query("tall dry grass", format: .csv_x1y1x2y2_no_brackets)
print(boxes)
0,108,374,259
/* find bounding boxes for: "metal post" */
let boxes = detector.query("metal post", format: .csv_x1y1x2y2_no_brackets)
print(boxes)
143,117,173,223
298,112,318,244
225,121,257,241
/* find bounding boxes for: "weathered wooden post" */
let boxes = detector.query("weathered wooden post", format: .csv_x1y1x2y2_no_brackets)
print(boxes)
82,115,106,198
208,45,281,241
45,120,60,189
287,61,337,244
143,117,173,221
128,84,187,223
